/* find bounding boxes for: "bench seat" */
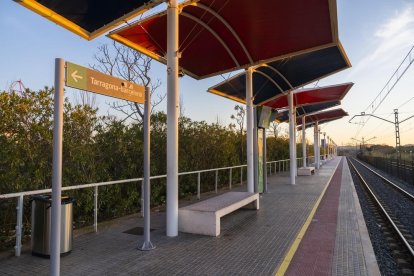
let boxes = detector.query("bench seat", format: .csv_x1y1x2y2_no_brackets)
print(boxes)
178,192,259,236
298,166,315,176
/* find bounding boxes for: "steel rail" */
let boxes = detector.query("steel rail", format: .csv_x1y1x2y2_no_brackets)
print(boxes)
348,158,414,258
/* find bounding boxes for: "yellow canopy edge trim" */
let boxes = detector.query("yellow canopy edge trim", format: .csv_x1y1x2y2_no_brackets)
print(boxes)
16,0,155,40
108,33,163,63
207,89,246,105
17,0,91,40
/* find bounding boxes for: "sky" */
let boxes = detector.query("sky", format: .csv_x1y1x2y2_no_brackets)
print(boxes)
0,0,413,147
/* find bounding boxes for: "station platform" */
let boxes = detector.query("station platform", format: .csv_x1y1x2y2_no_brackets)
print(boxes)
0,157,379,275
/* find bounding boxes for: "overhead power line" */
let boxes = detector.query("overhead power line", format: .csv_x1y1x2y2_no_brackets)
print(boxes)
354,45,414,138
365,45,414,114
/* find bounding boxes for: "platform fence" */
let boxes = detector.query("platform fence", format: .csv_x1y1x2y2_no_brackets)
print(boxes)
1,155,321,256
357,155,414,186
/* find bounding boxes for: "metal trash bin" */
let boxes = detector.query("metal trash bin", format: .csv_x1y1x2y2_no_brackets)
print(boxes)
31,195,75,257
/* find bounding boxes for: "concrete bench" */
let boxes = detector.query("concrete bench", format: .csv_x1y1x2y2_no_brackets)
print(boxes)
298,166,315,176
178,192,259,236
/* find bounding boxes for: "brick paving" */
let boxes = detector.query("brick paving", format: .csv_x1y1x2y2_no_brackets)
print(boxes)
286,158,344,276
0,157,376,275
331,159,380,276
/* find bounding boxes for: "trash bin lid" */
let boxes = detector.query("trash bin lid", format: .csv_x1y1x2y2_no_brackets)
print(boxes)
31,195,52,203
31,195,75,204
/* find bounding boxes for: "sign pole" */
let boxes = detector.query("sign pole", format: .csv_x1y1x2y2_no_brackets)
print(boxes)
141,86,155,250
51,58,64,276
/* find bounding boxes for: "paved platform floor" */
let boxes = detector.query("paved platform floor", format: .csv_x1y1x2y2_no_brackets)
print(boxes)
0,157,378,275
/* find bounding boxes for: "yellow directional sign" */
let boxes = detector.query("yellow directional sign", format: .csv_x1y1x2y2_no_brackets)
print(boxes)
65,62,145,104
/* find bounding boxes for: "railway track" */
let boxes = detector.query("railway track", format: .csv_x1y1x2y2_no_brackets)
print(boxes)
347,157,414,275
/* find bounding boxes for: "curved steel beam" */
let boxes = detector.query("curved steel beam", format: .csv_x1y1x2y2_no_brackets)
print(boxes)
253,70,284,96
195,3,253,63
181,12,239,67
259,64,294,90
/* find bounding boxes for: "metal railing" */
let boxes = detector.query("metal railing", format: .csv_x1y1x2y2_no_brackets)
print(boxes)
0,155,322,257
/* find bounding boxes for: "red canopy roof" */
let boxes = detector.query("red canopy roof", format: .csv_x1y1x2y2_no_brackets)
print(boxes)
109,0,340,79
298,108,348,126
264,83,353,109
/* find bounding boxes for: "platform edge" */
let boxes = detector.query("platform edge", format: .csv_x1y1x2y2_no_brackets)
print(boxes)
275,157,342,276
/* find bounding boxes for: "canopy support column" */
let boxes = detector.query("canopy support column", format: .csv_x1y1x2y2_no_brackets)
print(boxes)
314,121,319,169
253,107,258,192
166,0,179,237
288,91,296,185
302,116,307,167
246,67,254,193
318,128,321,168
330,138,333,158
327,138,330,159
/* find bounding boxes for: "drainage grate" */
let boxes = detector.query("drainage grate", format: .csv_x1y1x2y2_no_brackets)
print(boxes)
123,227,156,236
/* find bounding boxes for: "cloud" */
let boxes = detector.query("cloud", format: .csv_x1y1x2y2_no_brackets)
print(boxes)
375,6,414,38
347,4,414,78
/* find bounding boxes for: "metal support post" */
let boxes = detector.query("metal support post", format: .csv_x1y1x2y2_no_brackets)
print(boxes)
197,172,201,199
327,138,330,158
215,170,218,193
330,139,333,158
263,128,268,193
314,122,319,169
15,195,23,256
94,186,98,233
141,181,144,217
240,167,243,185
253,108,258,192
141,86,155,250
318,129,321,165
294,110,297,176
288,91,296,184
229,168,232,190
394,109,401,161
166,0,179,237
246,67,254,193
302,116,306,167
331,139,333,158
51,58,65,276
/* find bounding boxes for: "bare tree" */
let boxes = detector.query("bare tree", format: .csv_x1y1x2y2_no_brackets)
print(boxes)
268,121,281,138
230,105,246,161
91,41,165,123
75,90,96,108
179,95,185,118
